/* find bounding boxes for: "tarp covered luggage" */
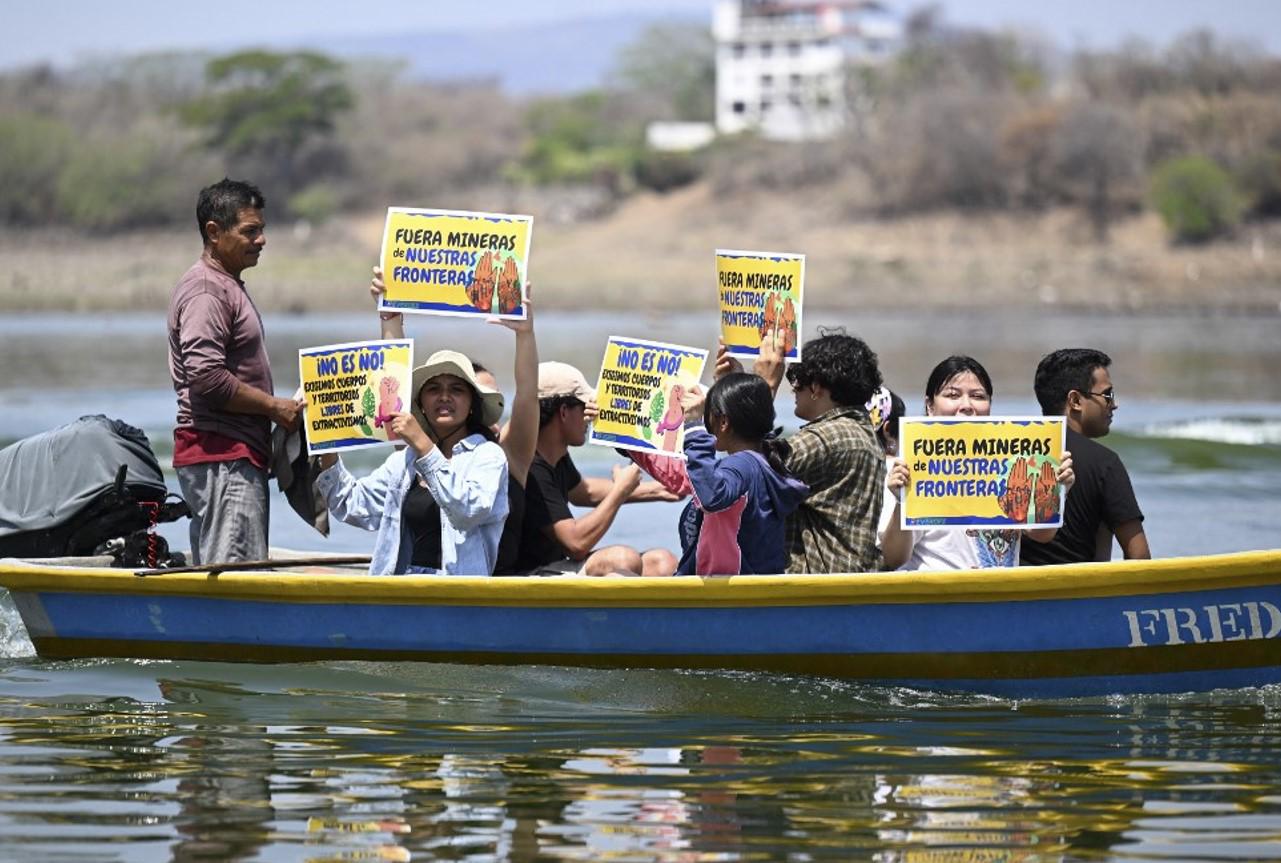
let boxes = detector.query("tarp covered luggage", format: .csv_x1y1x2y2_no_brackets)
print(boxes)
0,415,188,566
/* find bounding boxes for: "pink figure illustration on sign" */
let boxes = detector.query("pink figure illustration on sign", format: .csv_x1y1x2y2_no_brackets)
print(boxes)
374,376,403,440
655,383,686,451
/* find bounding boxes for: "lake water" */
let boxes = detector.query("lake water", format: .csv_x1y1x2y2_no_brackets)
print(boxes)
2,310,1281,860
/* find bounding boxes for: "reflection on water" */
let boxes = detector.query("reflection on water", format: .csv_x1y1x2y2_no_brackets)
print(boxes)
3,313,1281,859
2,661,1281,861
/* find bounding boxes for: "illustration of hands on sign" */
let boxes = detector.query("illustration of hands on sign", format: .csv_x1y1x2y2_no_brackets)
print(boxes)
757,292,798,356
1000,456,1071,524
467,252,522,314
467,251,497,312
1034,453,1075,522
496,255,522,314
998,458,1033,524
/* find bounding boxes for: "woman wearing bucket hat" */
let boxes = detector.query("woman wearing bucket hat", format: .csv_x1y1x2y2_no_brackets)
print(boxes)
314,349,510,575
370,266,540,574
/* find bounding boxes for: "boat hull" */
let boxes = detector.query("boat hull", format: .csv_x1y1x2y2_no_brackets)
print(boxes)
4,550,1280,697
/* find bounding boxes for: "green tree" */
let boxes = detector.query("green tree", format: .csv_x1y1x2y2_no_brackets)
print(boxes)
0,114,73,224
182,50,353,196
1150,155,1243,243
516,90,642,189
55,129,194,230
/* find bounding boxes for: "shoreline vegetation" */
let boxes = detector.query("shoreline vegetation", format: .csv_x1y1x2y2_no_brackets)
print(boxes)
2,184,1279,315
4,19,1281,316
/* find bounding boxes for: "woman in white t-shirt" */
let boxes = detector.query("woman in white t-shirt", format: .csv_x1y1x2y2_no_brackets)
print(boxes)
878,356,1074,571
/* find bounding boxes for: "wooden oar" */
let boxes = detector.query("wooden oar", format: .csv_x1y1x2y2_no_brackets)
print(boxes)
134,555,371,577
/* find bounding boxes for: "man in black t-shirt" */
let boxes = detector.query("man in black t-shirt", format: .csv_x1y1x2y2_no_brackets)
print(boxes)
1020,348,1150,565
514,362,678,576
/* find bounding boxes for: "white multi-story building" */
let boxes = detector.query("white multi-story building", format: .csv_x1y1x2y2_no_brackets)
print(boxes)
713,0,900,141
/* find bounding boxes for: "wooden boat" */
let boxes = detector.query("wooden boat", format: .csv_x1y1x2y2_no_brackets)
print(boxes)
3,549,1280,698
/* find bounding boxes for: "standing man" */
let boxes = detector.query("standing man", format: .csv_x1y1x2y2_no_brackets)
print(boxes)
515,362,678,576
168,178,302,565
1020,348,1150,565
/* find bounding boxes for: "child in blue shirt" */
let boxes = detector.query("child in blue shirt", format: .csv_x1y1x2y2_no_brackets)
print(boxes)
674,373,809,575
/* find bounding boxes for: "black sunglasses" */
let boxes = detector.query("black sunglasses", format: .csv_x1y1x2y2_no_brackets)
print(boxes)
1082,388,1116,405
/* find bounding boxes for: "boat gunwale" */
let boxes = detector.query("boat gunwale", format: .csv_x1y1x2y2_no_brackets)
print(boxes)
2,549,1280,607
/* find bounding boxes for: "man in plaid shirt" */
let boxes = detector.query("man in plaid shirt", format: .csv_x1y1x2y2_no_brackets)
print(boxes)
718,329,885,573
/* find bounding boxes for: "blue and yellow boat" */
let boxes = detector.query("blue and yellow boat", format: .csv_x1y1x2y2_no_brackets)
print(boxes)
2,549,1279,698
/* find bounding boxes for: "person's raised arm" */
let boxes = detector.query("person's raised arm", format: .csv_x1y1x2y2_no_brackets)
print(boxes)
753,321,786,398
715,338,745,381
682,431,752,512
369,266,406,340
549,464,641,560
626,450,693,497
490,286,539,485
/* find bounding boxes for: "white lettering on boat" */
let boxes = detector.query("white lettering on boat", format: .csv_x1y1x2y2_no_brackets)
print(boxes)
1123,601,1281,647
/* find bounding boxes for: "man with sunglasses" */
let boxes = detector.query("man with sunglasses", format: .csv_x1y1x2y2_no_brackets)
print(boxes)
1020,348,1150,565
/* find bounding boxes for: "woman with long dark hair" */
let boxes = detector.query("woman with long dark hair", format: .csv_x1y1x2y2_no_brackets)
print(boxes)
315,350,509,575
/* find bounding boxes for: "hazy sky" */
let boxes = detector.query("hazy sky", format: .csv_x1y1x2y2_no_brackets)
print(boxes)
4,0,1279,69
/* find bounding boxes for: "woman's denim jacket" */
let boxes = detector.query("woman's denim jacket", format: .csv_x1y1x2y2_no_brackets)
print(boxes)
316,434,509,575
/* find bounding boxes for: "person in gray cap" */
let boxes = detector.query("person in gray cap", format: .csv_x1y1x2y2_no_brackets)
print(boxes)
515,361,678,576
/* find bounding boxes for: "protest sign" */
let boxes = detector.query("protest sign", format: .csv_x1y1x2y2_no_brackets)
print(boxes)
299,339,414,454
589,337,708,459
899,416,1067,529
717,248,804,361
379,207,533,320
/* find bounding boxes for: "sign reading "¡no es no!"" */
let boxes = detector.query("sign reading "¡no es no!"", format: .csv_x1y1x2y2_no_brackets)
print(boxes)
379,207,533,321
299,339,413,455
589,337,708,460
899,416,1066,530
